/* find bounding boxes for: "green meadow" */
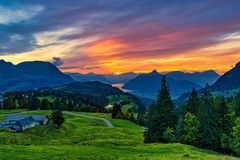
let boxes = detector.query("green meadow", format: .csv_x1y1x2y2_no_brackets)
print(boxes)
0,110,237,160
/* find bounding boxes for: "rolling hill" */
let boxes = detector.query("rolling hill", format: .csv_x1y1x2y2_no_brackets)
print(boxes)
66,72,110,84
0,110,237,160
50,81,123,97
39,81,146,112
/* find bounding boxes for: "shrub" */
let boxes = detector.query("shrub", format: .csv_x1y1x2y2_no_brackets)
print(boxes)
51,110,65,129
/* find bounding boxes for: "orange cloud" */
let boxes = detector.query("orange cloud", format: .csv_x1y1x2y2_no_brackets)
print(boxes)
86,39,128,56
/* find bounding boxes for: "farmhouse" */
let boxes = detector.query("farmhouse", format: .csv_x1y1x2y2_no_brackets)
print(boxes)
32,115,48,125
0,114,48,132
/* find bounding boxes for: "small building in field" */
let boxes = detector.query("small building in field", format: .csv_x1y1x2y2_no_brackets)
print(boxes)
105,104,113,110
0,114,48,132
32,115,48,125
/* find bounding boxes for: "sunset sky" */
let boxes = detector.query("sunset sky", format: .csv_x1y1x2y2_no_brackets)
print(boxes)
0,0,240,74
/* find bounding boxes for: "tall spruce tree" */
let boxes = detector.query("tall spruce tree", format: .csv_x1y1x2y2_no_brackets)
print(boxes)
185,88,200,115
198,84,219,150
215,96,230,135
232,117,240,156
40,98,51,110
144,104,157,143
28,95,40,110
234,93,240,116
144,76,177,143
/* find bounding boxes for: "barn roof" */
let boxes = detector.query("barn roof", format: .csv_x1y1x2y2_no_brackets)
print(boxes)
16,117,35,127
4,114,47,122
32,115,47,121
4,115,29,122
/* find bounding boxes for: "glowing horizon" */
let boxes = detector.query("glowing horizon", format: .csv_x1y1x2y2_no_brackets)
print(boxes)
0,1,240,75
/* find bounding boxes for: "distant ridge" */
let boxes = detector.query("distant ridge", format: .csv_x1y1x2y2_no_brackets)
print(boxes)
211,62,240,91
0,60,74,92
103,72,138,84
165,70,219,87
176,62,240,104
122,70,202,99
66,72,110,84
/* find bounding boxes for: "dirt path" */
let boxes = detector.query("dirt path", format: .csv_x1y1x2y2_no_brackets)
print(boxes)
63,111,113,128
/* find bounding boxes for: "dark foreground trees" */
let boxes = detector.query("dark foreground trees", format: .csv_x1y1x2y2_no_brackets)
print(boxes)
144,76,177,143
144,77,240,156
51,110,65,129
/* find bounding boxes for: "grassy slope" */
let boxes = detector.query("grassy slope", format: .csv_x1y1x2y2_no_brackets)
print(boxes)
107,95,138,118
38,96,55,103
0,110,238,160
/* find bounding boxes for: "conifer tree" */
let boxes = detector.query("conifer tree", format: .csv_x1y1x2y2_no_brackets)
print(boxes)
28,95,40,110
40,98,51,110
53,98,63,110
198,84,218,149
215,96,230,135
144,104,157,143
144,76,177,143
185,88,200,115
137,112,145,125
51,110,65,129
232,117,240,156
234,93,240,116
112,103,122,118
68,100,74,111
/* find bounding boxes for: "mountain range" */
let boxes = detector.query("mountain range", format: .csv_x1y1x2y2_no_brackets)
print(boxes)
1,59,239,104
0,60,74,92
66,70,219,88
211,62,240,91
66,72,138,84
122,70,202,99
66,72,110,84
165,70,219,87
176,62,240,104
122,69,220,99
103,72,139,84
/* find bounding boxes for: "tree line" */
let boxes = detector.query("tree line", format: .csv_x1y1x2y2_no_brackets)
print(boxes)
2,90,145,124
144,76,240,156
3,90,105,112
110,100,145,125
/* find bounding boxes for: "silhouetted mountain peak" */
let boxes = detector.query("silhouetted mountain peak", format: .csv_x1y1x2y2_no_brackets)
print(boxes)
203,70,219,76
0,59,14,74
0,60,74,92
123,70,201,99
87,72,95,75
149,69,159,75
0,59,13,65
211,62,240,91
0,59,6,63
235,62,240,68
16,61,64,75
